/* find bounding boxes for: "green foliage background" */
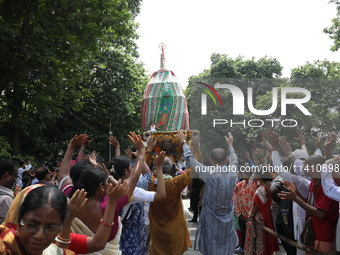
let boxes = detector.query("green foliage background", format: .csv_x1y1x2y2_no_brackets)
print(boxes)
0,0,147,166
186,55,340,160
1,1,340,168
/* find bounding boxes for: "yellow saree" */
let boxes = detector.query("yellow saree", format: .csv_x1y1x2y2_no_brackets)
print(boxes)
1,184,75,255
0,224,22,255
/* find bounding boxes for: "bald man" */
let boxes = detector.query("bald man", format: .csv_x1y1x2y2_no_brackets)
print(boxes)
182,133,238,255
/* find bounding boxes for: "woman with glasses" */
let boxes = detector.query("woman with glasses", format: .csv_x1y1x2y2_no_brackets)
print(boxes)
57,132,147,254
0,184,74,255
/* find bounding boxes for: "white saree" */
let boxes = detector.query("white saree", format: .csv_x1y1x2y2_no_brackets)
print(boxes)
71,217,122,255
43,243,75,255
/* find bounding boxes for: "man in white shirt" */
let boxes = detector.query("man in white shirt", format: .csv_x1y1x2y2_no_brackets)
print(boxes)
177,156,186,171
0,159,17,223
17,160,32,187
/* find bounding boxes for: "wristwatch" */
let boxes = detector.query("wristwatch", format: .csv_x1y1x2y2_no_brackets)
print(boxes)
181,140,187,145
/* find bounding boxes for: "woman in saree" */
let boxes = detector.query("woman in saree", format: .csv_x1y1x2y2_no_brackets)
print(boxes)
0,184,74,255
0,181,128,255
59,132,146,254
57,183,128,255
245,172,279,255
110,151,166,255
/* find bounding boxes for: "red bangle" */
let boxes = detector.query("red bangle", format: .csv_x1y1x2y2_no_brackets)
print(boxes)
300,142,305,145
57,235,71,242
100,218,114,227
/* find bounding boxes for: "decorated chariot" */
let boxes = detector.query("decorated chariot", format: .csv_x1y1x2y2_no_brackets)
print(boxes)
141,43,198,161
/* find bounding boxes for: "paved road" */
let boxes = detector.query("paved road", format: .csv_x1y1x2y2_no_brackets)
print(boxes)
181,198,288,255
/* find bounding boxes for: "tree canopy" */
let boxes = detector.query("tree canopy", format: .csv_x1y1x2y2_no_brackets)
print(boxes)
186,55,340,160
0,0,147,164
1,1,340,167
186,54,284,158
324,0,340,51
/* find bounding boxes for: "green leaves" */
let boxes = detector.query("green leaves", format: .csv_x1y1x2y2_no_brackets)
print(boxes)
187,54,340,159
324,1,340,51
0,0,145,161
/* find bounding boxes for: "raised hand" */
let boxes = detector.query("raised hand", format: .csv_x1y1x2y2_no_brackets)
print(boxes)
125,146,133,159
262,128,272,152
127,132,145,151
191,136,200,151
294,130,305,144
83,136,93,146
279,137,293,156
254,148,264,157
282,180,297,194
68,189,88,219
88,153,98,167
147,135,156,152
278,180,297,201
97,162,110,176
107,179,129,202
278,189,297,201
271,131,279,150
154,151,166,169
262,128,271,142
27,169,35,180
109,136,120,148
70,134,89,148
315,136,322,149
324,132,336,148
225,132,233,147
178,130,188,143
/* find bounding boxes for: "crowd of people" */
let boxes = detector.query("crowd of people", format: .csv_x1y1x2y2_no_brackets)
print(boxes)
0,129,339,255
233,130,340,255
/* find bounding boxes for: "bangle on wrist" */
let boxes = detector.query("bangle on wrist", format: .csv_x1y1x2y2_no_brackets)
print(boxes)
182,140,187,145
57,235,71,242
55,237,71,244
137,155,144,160
100,218,114,227
288,154,294,158
300,142,305,145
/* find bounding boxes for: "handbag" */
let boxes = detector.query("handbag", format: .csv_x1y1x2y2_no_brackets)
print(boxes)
300,216,314,246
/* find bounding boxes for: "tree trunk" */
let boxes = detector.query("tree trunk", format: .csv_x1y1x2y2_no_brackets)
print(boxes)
10,84,24,155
